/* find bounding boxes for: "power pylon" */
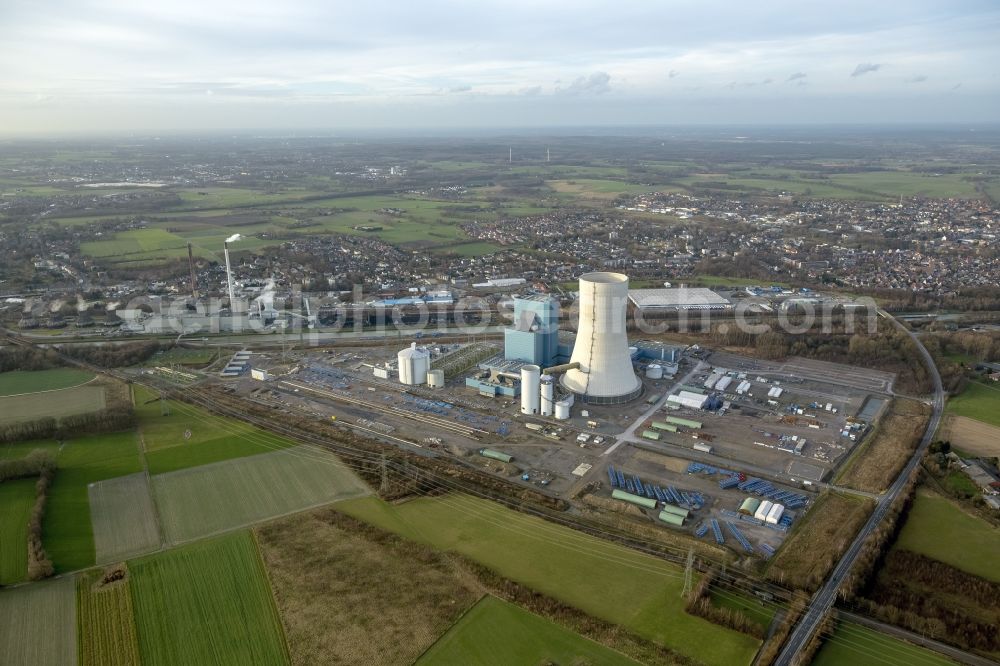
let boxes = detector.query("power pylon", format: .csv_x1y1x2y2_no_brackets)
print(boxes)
682,547,695,598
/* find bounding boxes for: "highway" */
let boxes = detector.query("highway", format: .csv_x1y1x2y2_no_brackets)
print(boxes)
774,310,946,664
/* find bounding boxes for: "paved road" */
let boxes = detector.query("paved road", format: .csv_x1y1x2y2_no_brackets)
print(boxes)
775,310,946,664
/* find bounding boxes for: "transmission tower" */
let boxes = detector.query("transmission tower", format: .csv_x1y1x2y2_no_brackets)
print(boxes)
379,453,390,494
682,547,695,598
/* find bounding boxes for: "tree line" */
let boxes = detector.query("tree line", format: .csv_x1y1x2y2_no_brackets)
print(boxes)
683,572,765,639
0,450,58,582
0,405,136,444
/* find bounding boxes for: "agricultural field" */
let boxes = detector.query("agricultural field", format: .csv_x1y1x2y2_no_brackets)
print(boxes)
256,506,478,665
945,380,1000,427
0,368,95,396
336,493,761,665
88,472,161,563
0,384,106,425
0,575,77,666
417,595,640,666
893,489,1000,582
0,477,36,583
76,567,141,666
144,346,219,368
134,386,297,474
767,492,873,590
939,414,1000,457
152,446,370,543
129,531,288,666
547,178,651,199
1,431,144,572
811,620,955,666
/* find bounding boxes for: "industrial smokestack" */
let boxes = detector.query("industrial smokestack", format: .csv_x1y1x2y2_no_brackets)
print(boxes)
188,243,198,298
561,272,641,404
223,242,237,311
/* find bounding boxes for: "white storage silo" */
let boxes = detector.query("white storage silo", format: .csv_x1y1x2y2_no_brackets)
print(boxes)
397,343,430,385
554,398,571,420
646,364,664,379
427,368,445,388
562,272,642,404
540,374,554,416
520,365,541,415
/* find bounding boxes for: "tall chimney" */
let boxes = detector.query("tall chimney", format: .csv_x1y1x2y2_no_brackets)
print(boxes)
188,243,198,298
224,242,237,311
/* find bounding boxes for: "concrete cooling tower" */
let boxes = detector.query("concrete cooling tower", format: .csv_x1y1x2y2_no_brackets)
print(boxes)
561,272,642,404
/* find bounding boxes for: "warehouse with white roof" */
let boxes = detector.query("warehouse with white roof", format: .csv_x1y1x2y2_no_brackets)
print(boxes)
628,287,731,311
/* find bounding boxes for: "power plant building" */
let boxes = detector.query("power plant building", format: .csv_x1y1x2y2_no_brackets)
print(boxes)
504,295,559,367
561,272,642,404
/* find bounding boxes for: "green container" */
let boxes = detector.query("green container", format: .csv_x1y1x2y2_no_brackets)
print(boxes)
650,421,678,432
611,489,657,509
478,448,513,463
641,430,661,441
664,416,702,430
659,504,689,519
658,510,685,526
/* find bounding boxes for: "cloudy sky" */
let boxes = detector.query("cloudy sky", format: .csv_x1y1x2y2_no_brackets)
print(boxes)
0,0,998,134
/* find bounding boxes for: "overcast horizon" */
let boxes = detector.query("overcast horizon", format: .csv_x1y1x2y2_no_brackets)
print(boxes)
1,0,998,136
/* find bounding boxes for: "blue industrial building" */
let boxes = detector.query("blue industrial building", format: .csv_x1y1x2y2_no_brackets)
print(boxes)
504,295,559,367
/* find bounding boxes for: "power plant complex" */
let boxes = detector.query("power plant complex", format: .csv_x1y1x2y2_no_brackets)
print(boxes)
390,271,661,421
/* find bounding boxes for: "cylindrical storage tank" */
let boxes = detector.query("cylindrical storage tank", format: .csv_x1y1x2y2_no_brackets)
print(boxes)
554,399,571,420
397,342,429,385
658,510,685,526
478,448,513,463
754,500,774,522
520,365,541,415
739,497,761,516
612,489,657,509
562,272,642,404
427,368,445,388
659,504,689,519
646,364,664,379
539,375,555,416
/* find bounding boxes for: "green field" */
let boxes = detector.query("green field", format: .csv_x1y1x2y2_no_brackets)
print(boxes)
893,490,1000,582
337,494,761,665
0,385,106,425
946,380,1000,427
77,568,141,666
1,431,144,572
152,446,370,544
88,472,161,563
0,576,77,666
135,386,297,474
129,531,288,666
0,369,95,396
548,178,651,198
417,595,640,666
811,620,955,666
0,477,36,583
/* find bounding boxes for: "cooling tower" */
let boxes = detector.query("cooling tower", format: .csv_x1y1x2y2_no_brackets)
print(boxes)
561,272,642,404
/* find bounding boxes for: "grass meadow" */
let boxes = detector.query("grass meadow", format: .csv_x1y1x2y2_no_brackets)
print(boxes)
946,380,1000,427
0,477,36,583
811,620,955,666
0,369,95,396
336,493,761,665
416,595,640,666
0,385,106,425
893,489,1000,582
